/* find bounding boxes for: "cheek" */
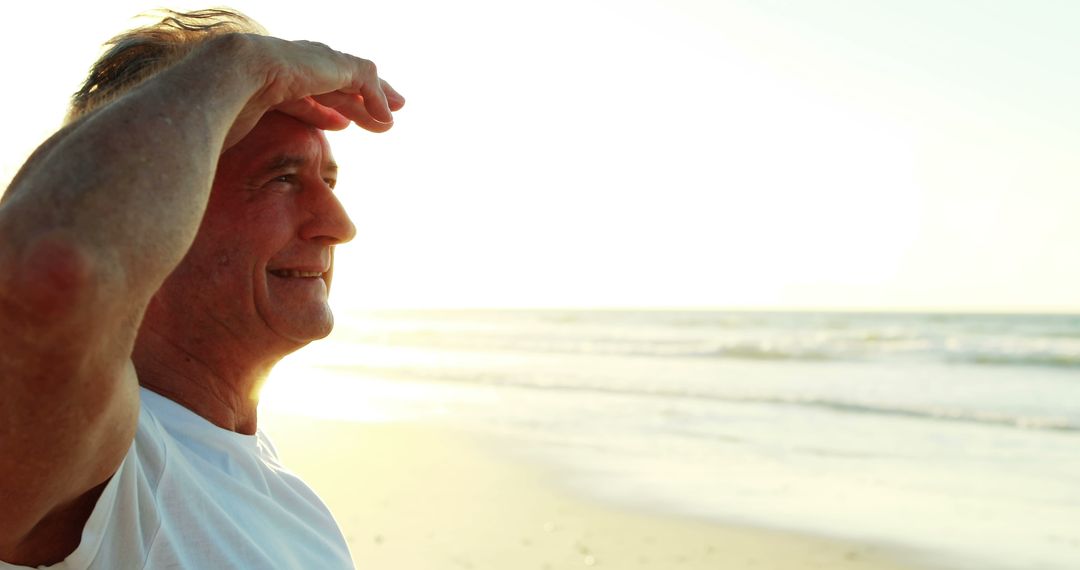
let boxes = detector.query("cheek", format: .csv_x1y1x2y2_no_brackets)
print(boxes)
242,200,301,248
179,225,256,290
195,195,300,294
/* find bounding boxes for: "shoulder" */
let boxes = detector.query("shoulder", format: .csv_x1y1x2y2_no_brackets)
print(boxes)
255,429,283,463
70,402,171,568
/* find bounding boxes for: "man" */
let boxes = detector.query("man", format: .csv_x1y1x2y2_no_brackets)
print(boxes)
0,9,403,568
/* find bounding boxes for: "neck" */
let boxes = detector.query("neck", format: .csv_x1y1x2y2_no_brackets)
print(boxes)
132,327,282,435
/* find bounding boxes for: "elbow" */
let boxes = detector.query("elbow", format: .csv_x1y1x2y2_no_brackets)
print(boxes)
3,232,101,322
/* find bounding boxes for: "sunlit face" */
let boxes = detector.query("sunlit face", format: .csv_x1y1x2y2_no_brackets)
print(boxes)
151,112,356,353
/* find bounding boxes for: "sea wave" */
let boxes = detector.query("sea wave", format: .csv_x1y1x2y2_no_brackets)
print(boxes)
322,363,1080,434
778,397,1079,432
349,329,1080,370
706,345,834,361
350,330,846,362
956,352,1080,369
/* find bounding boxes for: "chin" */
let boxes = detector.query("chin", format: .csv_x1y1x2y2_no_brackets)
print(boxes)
265,304,336,346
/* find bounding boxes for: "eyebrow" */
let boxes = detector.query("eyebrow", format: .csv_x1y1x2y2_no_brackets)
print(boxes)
259,154,339,177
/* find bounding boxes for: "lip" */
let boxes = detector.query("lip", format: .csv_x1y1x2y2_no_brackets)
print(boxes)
267,264,330,272
267,265,330,277
269,269,326,278
266,268,330,296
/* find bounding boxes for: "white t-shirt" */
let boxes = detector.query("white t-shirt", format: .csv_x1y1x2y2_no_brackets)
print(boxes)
1,388,354,570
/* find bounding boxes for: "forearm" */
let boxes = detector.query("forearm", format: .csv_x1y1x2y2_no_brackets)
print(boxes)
0,35,262,306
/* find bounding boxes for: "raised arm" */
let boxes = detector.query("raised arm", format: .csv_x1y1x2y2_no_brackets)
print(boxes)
0,33,402,563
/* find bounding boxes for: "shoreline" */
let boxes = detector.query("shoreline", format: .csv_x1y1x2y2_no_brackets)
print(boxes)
262,412,935,570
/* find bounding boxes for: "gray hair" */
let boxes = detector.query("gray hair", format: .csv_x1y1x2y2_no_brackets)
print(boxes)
66,8,266,123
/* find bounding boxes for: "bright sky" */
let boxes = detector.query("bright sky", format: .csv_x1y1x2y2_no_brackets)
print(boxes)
4,1,1079,311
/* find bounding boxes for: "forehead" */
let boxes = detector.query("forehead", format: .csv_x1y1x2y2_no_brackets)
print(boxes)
224,111,336,172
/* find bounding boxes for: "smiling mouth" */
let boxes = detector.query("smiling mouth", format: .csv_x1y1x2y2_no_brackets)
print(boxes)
269,270,325,278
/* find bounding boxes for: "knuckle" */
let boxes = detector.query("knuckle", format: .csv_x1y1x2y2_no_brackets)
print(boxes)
353,57,377,76
300,39,332,50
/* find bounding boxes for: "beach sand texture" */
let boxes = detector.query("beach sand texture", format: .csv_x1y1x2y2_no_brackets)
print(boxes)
263,413,925,570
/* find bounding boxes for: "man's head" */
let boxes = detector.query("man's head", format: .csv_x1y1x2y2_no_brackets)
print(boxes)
67,8,265,123
81,10,357,364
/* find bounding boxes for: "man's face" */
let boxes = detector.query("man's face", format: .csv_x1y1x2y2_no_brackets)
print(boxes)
154,112,355,351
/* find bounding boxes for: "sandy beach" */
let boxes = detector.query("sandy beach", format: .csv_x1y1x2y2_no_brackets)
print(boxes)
261,412,929,570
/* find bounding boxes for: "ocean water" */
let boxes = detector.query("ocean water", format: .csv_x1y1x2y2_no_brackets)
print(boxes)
264,310,1080,569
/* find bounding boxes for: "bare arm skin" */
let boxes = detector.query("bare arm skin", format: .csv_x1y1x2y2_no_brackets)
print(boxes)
0,33,403,564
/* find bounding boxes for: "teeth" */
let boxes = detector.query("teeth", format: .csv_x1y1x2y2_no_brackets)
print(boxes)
271,270,323,278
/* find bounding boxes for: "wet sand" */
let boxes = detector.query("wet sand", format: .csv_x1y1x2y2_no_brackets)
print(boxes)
262,413,928,570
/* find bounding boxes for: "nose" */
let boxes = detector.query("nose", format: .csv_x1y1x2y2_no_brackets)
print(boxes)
299,184,357,245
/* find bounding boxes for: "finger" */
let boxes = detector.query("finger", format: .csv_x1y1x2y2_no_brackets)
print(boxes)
311,92,393,133
381,79,406,111
276,97,351,131
344,57,393,124
360,84,392,124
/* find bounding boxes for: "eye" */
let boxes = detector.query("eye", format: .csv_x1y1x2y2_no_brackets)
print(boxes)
264,174,298,190
324,178,337,190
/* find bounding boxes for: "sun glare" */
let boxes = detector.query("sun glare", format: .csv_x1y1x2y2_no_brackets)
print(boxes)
4,1,1080,313
259,338,500,423
259,364,399,423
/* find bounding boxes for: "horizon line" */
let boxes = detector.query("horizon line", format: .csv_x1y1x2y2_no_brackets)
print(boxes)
339,305,1080,316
